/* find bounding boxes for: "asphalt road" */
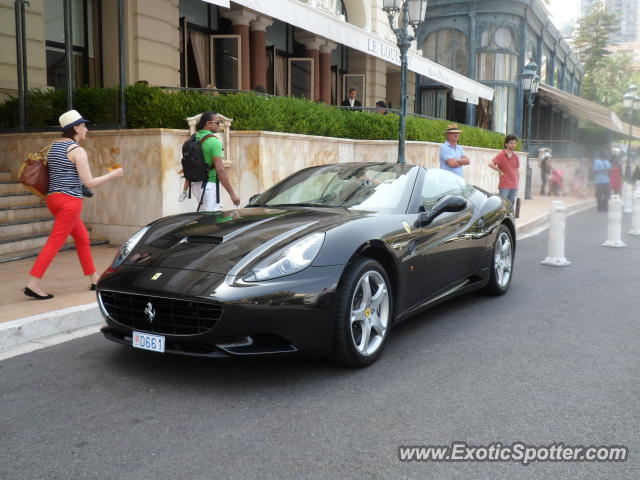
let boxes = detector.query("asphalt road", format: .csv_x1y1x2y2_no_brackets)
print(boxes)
1,208,639,480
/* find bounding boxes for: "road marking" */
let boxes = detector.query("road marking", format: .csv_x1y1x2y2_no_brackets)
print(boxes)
0,324,101,361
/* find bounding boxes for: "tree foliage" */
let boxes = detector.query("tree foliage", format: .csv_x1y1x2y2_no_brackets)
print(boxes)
572,4,640,117
573,5,618,73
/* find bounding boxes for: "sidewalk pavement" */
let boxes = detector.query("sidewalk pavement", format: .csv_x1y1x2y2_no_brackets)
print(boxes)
0,194,595,358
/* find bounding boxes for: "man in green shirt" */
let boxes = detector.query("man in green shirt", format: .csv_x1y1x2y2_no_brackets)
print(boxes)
191,111,240,211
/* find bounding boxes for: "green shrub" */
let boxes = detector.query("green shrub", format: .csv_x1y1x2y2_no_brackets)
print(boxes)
74,87,119,124
0,84,506,149
0,96,19,129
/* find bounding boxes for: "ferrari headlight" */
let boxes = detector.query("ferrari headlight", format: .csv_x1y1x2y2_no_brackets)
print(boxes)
243,232,325,282
111,226,150,268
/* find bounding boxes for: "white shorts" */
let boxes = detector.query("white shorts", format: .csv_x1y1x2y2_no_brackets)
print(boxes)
191,181,222,212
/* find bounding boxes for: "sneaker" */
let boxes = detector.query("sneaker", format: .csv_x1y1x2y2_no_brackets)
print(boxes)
177,191,188,202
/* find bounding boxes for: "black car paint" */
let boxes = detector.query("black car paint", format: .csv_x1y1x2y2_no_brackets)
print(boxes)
98,165,515,358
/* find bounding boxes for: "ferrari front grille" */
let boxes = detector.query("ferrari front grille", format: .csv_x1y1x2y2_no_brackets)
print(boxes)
99,291,222,335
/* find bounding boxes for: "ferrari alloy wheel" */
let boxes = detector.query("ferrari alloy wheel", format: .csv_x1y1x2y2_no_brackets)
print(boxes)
331,258,393,367
483,224,514,295
349,270,390,356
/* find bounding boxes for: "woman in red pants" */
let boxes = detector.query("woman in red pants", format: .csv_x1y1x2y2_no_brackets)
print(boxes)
24,110,124,300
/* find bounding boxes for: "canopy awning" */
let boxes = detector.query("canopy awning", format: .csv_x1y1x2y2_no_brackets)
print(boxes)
224,0,493,104
538,83,640,140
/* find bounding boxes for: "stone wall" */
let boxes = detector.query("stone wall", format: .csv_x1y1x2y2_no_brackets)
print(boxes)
0,129,526,244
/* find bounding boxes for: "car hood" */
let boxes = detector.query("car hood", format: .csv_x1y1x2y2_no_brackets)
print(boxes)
124,207,364,274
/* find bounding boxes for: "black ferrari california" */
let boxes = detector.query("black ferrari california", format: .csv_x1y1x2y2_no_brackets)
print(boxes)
98,162,515,367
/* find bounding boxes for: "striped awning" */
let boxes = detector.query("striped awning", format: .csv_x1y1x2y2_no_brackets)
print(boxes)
538,83,639,139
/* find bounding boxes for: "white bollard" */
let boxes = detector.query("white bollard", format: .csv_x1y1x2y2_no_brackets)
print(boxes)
602,195,626,247
628,188,640,236
622,182,633,213
541,201,571,266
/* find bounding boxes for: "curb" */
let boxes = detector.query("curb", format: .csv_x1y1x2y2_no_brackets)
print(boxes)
516,199,595,239
0,303,103,357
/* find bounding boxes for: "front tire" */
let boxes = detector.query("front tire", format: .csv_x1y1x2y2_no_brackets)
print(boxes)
483,224,514,296
330,258,393,368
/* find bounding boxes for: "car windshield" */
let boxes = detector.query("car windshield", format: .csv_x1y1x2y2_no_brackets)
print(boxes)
250,163,417,213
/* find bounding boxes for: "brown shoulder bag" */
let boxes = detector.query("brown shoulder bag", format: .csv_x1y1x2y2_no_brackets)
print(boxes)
18,142,54,197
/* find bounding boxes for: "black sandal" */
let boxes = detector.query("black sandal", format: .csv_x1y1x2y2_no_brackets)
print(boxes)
24,287,54,300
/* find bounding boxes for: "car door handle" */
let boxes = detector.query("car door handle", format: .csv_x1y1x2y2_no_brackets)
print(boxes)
477,219,485,227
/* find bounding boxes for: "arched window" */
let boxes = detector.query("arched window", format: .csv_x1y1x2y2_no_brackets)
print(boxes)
540,54,548,84
423,29,469,76
476,26,518,82
525,37,537,64
480,26,516,50
476,25,518,134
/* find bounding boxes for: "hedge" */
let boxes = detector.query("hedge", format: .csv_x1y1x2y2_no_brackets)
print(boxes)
0,84,506,149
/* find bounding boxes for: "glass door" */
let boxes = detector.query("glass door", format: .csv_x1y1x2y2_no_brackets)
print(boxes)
210,34,241,89
288,58,314,99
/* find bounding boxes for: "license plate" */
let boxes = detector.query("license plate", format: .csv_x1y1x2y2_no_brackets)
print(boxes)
132,331,165,353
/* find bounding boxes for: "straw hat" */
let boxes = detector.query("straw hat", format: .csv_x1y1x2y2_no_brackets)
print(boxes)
445,123,462,134
59,110,89,130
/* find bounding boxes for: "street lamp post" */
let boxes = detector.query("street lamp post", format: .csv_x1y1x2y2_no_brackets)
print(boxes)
622,85,638,182
519,60,539,200
382,0,428,164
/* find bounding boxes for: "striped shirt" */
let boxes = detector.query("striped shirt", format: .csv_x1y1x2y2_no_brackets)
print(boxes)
47,140,83,198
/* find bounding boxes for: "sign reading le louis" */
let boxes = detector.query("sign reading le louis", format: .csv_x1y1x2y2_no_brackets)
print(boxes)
367,38,401,65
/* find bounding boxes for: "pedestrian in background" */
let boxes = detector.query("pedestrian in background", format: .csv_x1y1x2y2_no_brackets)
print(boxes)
609,154,622,196
375,100,388,115
488,134,519,206
539,150,551,195
593,152,612,212
439,123,470,177
192,111,240,211
24,110,124,300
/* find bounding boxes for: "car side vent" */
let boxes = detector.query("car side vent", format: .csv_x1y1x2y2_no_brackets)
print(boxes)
185,236,223,244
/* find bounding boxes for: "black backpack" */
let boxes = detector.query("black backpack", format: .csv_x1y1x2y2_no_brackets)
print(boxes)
181,133,215,182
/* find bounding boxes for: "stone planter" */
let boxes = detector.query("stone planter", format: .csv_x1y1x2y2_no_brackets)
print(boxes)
0,129,525,244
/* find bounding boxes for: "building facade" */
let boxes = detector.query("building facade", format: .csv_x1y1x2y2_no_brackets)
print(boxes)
417,0,584,141
606,0,640,43
0,0,493,128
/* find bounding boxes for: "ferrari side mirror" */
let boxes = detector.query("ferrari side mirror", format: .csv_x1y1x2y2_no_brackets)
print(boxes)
441,195,467,212
417,195,467,226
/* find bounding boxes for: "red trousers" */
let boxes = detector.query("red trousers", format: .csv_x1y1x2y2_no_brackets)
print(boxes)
30,193,95,278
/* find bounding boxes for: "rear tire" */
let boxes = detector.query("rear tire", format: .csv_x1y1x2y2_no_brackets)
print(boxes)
483,224,514,296
330,258,393,368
